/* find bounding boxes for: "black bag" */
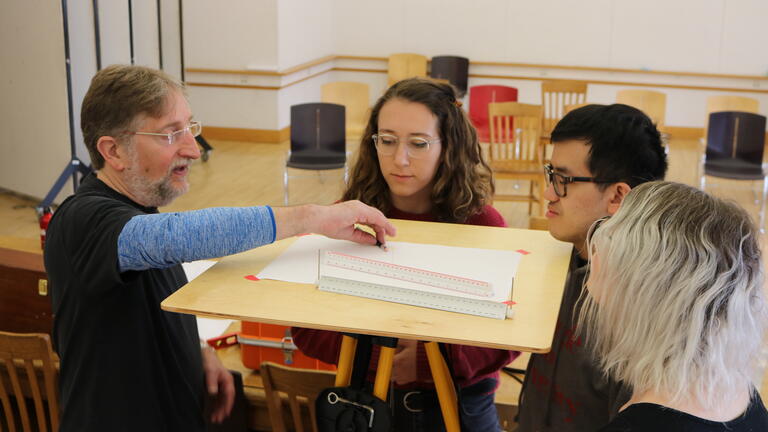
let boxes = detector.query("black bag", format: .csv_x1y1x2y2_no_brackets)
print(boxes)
315,335,395,432
316,386,392,432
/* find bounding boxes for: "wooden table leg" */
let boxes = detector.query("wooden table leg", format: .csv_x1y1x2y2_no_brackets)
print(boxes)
373,346,395,400
424,341,460,432
335,335,357,387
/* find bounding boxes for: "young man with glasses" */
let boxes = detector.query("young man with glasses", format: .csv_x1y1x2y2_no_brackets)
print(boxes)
515,103,668,431
44,65,395,432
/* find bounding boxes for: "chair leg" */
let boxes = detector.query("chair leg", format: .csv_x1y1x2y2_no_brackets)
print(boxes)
538,179,546,216
760,177,768,234
527,181,533,215
283,167,290,206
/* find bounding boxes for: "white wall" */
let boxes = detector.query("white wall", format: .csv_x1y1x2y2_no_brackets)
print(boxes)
0,1,72,200
179,0,768,134
184,0,278,70
1,0,185,201
332,0,768,76
277,0,333,69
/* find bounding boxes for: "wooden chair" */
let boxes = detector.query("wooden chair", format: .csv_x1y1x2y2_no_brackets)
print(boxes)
0,331,59,432
260,361,336,432
540,80,587,140
321,81,370,139
488,102,546,215
616,89,667,130
528,216,548,231
705,95,759,137
387,53,427,86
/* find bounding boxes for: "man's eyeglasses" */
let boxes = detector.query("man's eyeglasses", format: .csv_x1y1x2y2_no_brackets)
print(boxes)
372,133,439,159
544,163,616,198
133,121,202,146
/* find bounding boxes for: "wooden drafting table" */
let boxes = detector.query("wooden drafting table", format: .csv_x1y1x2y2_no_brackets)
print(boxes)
162,219,572,431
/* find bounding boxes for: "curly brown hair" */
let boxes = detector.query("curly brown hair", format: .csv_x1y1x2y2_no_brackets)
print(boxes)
342,78,494,223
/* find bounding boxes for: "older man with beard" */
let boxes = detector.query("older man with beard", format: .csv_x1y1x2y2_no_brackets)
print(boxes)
44,65,395,432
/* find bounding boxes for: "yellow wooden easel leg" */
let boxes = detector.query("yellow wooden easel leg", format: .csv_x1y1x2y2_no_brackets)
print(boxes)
373,346,396,400
335,335,357,387
424,341,460,432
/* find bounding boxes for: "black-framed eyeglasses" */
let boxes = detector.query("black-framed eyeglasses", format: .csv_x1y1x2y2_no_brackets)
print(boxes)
544,163,616,198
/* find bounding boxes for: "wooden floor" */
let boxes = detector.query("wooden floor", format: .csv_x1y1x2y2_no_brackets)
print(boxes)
2,136,767,402
1,136,764,235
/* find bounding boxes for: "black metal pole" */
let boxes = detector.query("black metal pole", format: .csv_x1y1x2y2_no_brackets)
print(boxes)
60,0,78,190
128,0,135,64
92,0,102,70
178,0,185,81
156,0,163,69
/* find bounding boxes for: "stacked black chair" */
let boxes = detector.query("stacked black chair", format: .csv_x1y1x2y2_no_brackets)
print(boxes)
284,103,347,205
430,56,469,97
700,110,767,230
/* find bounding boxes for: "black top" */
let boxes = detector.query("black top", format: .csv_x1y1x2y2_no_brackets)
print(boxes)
44,174,204,431
599,394,768,431
517,253,631,431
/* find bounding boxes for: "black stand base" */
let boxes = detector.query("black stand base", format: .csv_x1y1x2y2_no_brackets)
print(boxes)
196,134,214,162
36,158,92,216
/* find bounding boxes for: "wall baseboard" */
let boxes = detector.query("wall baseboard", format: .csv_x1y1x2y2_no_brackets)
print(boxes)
204,126,290,144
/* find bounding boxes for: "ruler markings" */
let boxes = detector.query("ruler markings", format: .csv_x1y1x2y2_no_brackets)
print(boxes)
323,251,493,297
318,276,508,320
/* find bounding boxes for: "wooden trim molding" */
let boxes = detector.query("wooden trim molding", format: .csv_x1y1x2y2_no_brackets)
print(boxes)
204,126,290,144
187,54,768,82
664,126,704,140
468,74,768,94
186,82,280,90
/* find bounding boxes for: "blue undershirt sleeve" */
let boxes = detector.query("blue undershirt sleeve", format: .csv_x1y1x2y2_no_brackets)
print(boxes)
117,206,276,272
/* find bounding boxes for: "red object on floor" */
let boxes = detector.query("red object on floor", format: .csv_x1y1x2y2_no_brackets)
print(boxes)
240,321,336,371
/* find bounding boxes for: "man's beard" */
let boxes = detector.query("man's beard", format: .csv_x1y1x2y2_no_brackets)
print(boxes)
124,150,190,208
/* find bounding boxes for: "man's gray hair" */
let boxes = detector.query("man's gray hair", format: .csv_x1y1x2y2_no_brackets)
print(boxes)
81,64,185,169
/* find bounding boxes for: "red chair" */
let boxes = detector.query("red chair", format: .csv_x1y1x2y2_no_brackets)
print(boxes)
469,85,518,142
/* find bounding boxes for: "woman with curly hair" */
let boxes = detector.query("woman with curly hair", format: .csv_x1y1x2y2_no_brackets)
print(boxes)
293,78,516,431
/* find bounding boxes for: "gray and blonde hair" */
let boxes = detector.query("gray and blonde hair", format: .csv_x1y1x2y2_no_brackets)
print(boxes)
81,64,185,169
579,181,767,408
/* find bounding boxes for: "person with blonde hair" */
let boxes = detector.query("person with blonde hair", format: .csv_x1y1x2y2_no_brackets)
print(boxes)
293,78,516,431
581,181,768,431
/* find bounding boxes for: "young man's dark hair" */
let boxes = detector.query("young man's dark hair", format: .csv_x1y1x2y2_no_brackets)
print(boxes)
517,103,669,432
551,104,668,188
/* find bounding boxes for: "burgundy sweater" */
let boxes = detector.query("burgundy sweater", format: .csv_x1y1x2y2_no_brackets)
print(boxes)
292,204,520,390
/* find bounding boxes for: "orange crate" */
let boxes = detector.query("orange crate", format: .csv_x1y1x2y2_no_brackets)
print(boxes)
240,321,336,371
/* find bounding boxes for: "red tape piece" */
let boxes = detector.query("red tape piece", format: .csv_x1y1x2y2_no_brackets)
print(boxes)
244,275,260,281
515,249,531,255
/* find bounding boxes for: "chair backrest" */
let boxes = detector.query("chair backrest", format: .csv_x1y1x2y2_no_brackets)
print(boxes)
541,80,587,137
706,111,767,165
387,53,428,86
0,331,59,432
290,103,346,154
321,82,370,138
705,95,759,136
260,362,336,432
488,102,543,163
616,89,667,129
429,56,470,96
528,216,549,231
469,85,518,142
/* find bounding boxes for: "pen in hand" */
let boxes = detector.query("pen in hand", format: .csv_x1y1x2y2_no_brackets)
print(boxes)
376,239,389,252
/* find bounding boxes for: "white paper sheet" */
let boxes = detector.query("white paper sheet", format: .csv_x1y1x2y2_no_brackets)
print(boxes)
257,235,521,302
182,260,235,340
